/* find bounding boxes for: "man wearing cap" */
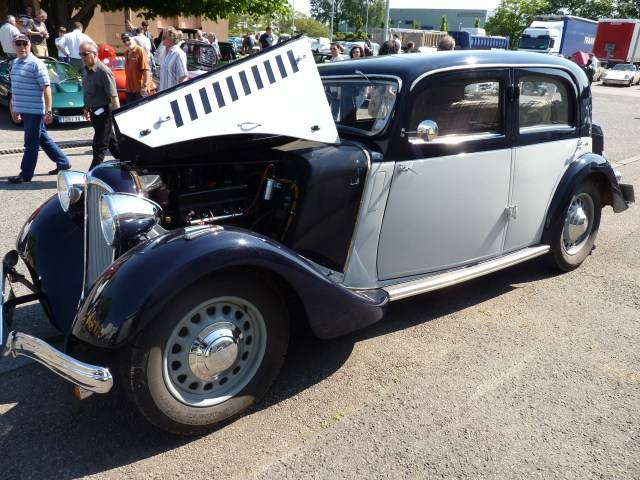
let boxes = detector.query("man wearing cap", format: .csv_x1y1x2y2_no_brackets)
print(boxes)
121,32,150,102
7,35,71,184
79,40,120,170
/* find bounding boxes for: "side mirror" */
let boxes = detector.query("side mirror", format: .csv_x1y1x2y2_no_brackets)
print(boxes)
407,120,439,143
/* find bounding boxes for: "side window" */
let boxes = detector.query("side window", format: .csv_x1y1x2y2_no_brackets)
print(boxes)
410,77,502,138
519,75,573,131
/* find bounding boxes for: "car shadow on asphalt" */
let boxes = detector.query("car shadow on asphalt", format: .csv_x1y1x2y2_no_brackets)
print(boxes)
0,257,559,478
0,178,57,190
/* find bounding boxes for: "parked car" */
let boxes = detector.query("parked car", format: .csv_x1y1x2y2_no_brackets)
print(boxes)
2,43,634,435
601,63,640,86
0,57,88,125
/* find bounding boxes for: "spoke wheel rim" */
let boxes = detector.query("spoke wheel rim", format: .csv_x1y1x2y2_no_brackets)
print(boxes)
562,192,594,256
163,296,267,407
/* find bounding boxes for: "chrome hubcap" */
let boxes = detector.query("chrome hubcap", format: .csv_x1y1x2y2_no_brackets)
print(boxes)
188,322,240,381
562,193,594,255
164,296,267,407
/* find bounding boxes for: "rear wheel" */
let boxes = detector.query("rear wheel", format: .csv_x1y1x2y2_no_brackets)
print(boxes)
120,270,289,435
548,180,602,272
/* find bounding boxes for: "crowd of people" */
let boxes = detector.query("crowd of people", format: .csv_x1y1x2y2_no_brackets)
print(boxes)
0,11,197,184
0,7,461,184
327,33,456,62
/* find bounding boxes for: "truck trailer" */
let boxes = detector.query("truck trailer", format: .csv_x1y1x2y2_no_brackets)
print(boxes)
447,31,509,50
518,15,597,56
593,19,640,66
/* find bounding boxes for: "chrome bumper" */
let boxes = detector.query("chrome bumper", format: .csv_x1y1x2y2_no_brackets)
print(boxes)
2,254,113,394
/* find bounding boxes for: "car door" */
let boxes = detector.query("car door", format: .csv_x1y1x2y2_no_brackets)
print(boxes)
503,68,582,252
377,69,512,280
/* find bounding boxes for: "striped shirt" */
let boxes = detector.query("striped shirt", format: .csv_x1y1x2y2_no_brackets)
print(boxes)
159,45,187,91
10,54,49,114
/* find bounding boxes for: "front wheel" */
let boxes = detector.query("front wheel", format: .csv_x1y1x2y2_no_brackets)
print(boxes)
548,180,602,272
120,269,289,435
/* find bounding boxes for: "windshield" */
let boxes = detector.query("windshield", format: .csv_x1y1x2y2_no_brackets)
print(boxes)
613,64,635,71
518,35,550,50
46,61,80,83
322,79,398,135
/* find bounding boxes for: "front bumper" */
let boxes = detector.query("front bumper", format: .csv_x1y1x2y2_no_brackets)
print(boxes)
1,251,113,394
602,78,631,85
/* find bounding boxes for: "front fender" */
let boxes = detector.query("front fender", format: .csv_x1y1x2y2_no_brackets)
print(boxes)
72,226,388,348
544,154,628,237
16,195,84,332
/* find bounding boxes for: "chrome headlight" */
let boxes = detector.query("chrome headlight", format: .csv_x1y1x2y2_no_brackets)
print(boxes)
624,75,630,80
57,171,86,212
99,193,162,246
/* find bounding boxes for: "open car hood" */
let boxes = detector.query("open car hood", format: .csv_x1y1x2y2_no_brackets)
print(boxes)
113,36,339,151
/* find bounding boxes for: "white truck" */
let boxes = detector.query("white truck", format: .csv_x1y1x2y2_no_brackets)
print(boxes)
518,15,597,56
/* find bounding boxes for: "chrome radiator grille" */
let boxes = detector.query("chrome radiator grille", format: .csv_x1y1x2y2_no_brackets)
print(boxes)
84,180,114,291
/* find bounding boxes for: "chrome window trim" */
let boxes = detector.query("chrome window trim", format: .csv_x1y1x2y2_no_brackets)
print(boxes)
321,74,403,92
411,132,504,145
519,125,575,135
409,64,577,92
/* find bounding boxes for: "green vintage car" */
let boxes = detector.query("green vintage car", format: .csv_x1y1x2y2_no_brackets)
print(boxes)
0,57,88,125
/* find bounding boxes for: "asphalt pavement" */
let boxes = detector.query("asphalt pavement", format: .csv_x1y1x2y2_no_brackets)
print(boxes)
0,86,638,479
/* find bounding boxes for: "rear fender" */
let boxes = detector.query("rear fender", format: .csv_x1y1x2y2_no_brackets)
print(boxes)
71,226,388,348
543,153,628,241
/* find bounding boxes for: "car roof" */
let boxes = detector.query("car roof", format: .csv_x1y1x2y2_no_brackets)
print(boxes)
318,50,588,89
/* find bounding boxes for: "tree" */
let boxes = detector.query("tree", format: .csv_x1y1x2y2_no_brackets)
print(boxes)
485,0,550,49
291,15,330,37
615,0,640,18
310,0,385,32
475,17,481,28
440,15,448,31
546,0,616,19
40,0,291,41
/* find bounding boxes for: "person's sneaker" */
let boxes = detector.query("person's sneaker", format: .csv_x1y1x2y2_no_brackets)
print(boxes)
7,175,30,184
48,165,71,175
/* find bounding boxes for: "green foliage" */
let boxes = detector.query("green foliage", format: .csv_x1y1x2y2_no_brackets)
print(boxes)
546,0,615,19
485,0,550,49
411,19,420,29
615,0,640,18
475,17,481,28
440,15,448,31
310,0,385,32
41,0,291,37
294,16,330,37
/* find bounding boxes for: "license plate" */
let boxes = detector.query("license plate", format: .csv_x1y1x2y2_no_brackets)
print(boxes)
58,115,86,123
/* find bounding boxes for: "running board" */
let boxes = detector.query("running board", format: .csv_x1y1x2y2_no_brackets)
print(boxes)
384,245,550,301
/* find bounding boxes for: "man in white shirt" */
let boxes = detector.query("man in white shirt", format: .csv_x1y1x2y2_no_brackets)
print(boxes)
159,27,187,91
59,21,93,71
0,15,21,58
133,27,152,57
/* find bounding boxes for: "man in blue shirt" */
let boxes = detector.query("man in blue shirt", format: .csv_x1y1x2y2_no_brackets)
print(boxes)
7,34,70,184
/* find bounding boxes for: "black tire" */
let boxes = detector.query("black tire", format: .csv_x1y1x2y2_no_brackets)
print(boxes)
548,180,602,272
120,269,289,435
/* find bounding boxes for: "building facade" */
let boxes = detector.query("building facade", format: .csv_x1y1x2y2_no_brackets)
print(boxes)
389,8,492,31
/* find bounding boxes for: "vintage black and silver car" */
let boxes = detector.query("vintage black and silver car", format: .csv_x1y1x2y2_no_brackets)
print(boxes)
1,37,635,435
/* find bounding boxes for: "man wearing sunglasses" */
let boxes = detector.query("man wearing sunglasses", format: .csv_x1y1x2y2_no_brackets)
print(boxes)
121,32,150,102
7,34,71,184
79,40,120,170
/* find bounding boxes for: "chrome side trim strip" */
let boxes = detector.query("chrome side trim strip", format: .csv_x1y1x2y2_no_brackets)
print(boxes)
410,64,577,91
384,245,550,301
2,331,113,394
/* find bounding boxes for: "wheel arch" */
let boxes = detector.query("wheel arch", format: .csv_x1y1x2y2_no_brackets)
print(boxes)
543,153,628,243
71,226,388,350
